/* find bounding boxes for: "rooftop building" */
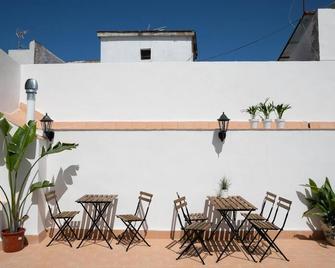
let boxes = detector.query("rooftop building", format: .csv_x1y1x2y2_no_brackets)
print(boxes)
97,30,197,63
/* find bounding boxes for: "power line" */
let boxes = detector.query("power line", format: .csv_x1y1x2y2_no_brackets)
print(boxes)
202,19,300,61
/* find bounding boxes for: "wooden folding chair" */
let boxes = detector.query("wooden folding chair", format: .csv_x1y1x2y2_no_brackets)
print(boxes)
116,191,153,251
248,196,292,262
174,196,212,265
242,191,277,241
175,192,207,248
45,191,79,247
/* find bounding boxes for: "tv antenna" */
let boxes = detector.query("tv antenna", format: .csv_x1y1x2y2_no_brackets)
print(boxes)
16,29,28,48
153,26,167,31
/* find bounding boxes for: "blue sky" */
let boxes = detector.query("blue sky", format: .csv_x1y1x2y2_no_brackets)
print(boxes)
0,0,333,61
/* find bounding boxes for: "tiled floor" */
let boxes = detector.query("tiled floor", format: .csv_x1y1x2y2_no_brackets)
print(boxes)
0,237,334,268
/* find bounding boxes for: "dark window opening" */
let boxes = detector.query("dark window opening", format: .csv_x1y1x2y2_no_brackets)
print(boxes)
141,49,151,60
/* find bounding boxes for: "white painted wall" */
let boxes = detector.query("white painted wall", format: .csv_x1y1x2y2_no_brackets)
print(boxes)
100,36,194,62
47,130,335,232
318,8,335,61
8,41,35,64
0,49,20,113
21,61,335,121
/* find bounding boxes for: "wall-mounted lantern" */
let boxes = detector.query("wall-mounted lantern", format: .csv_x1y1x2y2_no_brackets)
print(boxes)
40,113,54,142
217,112,230,142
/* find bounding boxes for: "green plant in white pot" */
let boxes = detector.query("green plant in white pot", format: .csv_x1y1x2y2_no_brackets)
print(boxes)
274,103,291,129
258,98,274,129
302,177,335,246
0,113,78,252
218,176,230,197
245,105,259,129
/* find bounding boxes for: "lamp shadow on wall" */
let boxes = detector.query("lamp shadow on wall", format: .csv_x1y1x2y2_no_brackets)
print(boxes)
212,130,224,157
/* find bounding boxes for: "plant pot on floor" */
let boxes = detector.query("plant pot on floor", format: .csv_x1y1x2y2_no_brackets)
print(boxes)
275,119,286,129
249,119,259,129
263,119,272,129
1,228,26,252
321,222,335,246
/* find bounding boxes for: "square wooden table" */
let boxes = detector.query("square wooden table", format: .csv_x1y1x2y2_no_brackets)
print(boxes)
208,196,257,262
76,194,118,249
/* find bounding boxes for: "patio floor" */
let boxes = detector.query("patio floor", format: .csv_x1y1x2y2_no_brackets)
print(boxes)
0,237,334,268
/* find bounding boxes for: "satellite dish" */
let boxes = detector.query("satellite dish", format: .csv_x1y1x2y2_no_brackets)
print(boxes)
16,28,28,48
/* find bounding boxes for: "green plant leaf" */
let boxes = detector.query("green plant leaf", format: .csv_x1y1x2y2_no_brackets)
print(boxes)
0,115,12,137
29,180,55,193
6,121,36,171
41,142,78,157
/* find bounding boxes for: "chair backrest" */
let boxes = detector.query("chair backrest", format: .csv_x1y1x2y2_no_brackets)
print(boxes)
271,196,292,229
259,191,277,220
176,192,192,224
135,191,153,220
45,190,61,217
174,196,191,230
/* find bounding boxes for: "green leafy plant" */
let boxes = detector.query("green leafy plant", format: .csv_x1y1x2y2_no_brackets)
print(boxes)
219,176,231,191
275,104,291,119
257,98,274,120
302,177,335,226
0,113,78,232
245,105,259,120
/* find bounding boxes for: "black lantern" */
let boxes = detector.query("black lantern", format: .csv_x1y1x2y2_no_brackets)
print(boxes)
217,112,230,142
40,113,54,141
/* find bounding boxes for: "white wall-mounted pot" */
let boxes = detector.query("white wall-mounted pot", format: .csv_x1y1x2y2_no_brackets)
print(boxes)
249,119,259,129
276,119,286,129
263,119,272,129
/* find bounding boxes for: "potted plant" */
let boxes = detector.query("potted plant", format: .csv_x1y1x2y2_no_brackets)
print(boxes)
245,105,259,129
0,113,78,252
274,103,291,129
217,176,230,197
302,177,335,246
258,98,274,129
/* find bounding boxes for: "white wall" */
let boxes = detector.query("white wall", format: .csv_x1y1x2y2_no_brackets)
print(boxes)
0,49,20,113
318,9,335,61
8,41,35,64
21,61,335,121
47,130,335,232
100,36,194,62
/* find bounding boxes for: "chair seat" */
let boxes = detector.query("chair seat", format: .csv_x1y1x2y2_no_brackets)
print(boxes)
189,213,208,221
117,214,143,222
186,221,211,231
250,220,279,230
241,212,266,221
54,211,79,219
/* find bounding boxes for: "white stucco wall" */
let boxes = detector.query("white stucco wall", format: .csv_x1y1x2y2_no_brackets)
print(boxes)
47,130,335,232
100,36,194,62
318,8,335,61
1,59,333,235
8,41,35,64
0,49,20,113
20,61,335,121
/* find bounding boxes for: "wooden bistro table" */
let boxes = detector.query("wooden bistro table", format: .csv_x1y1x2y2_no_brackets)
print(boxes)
76,194,118,249
208,196,257,263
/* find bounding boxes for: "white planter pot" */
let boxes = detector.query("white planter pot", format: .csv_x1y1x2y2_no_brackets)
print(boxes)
276,119,286,129
263,119,272,129
218,189,229,198
249,119,259,129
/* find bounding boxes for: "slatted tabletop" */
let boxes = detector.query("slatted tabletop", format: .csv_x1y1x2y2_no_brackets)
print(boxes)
208,195,257,211
76,194,118,203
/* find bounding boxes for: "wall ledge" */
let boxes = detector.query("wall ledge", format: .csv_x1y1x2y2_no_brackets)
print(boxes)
50,121,335,131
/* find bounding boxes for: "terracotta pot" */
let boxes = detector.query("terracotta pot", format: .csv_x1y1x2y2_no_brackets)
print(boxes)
321,222,335,246
1,228,26,252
